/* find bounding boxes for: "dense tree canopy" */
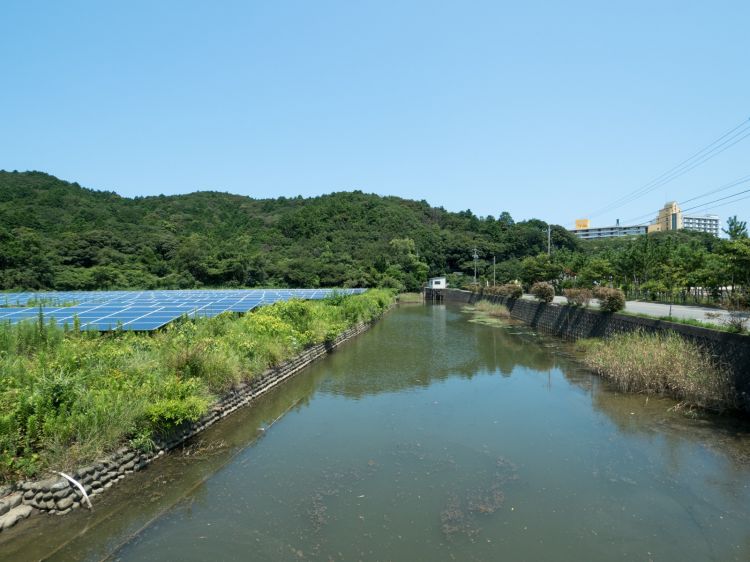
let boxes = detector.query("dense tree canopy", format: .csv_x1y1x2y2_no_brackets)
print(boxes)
0,171,579,292
1,171,746,303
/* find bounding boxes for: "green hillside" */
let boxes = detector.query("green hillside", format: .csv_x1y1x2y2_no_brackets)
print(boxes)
0,171,579,291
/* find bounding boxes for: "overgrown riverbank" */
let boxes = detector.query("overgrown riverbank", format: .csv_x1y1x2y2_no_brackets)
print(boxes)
0,290,393,483
462,300,512,327
578,331,736,412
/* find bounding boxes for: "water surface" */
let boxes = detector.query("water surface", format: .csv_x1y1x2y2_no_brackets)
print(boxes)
3,304,750,561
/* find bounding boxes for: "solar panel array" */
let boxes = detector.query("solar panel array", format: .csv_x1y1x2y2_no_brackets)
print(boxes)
0,289,366,332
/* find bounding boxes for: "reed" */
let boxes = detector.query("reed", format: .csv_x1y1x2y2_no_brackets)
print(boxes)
578,330,735,412
473,300,511,318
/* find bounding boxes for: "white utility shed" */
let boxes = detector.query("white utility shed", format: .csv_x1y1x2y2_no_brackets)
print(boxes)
427,277,447,289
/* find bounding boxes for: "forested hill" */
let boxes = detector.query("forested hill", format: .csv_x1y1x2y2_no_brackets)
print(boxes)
0,171,579,291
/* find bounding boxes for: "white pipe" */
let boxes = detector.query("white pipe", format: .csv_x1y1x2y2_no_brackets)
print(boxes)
52,470,92,510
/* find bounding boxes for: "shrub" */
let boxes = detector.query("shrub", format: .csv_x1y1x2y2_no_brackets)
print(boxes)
721,292,749,333
578,331,735,411
564,288,592,307
497,283,523,299
594,287,626,312
530,282,554,303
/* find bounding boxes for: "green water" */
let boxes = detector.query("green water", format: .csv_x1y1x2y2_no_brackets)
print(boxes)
3,304,750,561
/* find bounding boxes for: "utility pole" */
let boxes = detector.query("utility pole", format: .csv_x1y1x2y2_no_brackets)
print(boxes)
472,248,479,284
493,256,496,286
547,224,551,256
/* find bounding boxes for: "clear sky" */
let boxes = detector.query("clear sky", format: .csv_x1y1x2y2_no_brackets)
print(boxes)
2,1,749,229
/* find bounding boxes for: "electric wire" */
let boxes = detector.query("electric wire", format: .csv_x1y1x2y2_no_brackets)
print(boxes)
679,174,750,206
680,187,750,214
691,192,750,213
592,124,750,218
591,120,750,217
588,117,750,218
622,174,750,223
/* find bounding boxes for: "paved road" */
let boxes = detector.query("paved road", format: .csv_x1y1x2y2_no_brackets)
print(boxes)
621,300,731,324
521,295,734,326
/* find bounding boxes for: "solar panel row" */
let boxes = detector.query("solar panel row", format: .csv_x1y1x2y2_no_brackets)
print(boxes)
0,288,365,331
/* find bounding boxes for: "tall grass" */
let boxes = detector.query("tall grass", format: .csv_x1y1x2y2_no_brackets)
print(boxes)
0,289,393,482
473,300,511,318
578,330,735,412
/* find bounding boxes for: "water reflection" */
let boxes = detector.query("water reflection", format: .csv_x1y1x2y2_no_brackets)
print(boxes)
321,305,560,398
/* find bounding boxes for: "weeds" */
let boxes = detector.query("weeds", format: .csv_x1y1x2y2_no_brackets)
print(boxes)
578,330,735,412
473,300,511,319
0,289,393,482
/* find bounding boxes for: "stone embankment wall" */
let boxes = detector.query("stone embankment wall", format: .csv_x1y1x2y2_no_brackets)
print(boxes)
443,289,750,410
0,317,378,531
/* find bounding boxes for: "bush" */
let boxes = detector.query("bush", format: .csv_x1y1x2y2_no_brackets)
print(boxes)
594,287,625,312
579,330,735,411
721,292,749,333
530,282,554,303
564,288,592,307
497,283,522,299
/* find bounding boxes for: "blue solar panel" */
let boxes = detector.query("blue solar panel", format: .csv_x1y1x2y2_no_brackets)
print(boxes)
0,288,365,332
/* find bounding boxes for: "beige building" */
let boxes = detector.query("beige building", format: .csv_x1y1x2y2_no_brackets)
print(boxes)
646,202,719,236
651,201,683,233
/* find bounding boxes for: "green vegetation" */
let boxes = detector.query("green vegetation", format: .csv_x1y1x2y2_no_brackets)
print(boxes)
3,171,748,311
484,283,523,299
530,282,555,303
554,228,750,307
462,300,511,326
473,300,511,319
0,171,580,293
0,290,393,482
593,287,626,313
578,331,735,412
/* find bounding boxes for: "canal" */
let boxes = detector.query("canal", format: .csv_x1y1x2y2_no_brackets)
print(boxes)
2,303,750,561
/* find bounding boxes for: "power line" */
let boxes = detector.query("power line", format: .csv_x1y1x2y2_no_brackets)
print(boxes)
593,120,750,217
593,123,750,218
588,117,750,218
681,187,750,214
691,192,750,214
622,173,750,223
679,174,750,206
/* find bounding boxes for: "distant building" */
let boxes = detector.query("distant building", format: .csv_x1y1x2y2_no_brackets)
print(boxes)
569,202,720,241
649,201,683,233
646,202,719,237
683,214,720,236
426,277,447,289
569,219,647,240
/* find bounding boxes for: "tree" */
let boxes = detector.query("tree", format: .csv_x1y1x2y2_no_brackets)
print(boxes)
723,215,748,240
520,254,562,287
578,257,615,286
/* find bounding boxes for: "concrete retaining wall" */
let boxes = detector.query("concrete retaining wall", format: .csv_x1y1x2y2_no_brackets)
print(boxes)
443,288,750,410
0,317,379,530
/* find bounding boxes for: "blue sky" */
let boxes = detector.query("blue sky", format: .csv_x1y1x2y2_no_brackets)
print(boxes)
2,1,749,229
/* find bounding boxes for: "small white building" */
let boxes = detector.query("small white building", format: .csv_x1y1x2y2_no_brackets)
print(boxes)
427,277,447,289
